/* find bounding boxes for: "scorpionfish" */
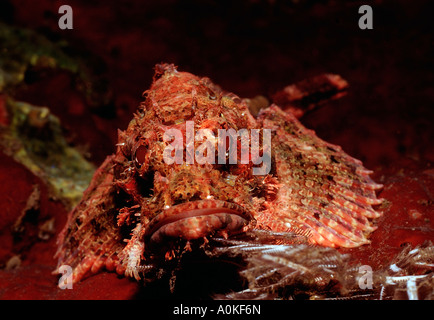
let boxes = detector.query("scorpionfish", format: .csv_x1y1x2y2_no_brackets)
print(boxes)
55,64,383,283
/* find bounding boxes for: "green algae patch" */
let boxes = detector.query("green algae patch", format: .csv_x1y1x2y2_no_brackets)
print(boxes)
0,96,95,209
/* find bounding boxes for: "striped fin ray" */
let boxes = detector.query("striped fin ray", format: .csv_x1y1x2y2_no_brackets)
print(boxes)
257,105,383,248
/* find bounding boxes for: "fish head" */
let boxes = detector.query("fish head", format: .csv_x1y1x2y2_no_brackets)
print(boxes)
113,64,264,251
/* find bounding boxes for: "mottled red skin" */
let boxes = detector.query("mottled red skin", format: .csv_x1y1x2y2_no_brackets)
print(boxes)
55,64,383,284
55,64,260,282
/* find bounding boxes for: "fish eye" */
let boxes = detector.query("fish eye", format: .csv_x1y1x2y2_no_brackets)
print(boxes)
208,92,216,100
207,88,216,100
134,145,148,168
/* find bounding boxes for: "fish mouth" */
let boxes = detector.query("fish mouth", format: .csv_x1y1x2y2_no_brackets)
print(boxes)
144,199,254,246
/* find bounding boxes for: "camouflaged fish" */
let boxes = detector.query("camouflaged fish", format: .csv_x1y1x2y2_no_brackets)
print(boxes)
55,64,383,283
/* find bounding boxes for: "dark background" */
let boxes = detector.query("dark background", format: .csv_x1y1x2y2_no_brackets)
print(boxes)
2,0,433,168
0,0,433,299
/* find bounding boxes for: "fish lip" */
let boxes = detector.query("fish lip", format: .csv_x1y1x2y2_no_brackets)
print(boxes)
144,199,254,245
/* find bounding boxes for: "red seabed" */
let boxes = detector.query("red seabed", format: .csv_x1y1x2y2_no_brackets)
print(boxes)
0,0,433,299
